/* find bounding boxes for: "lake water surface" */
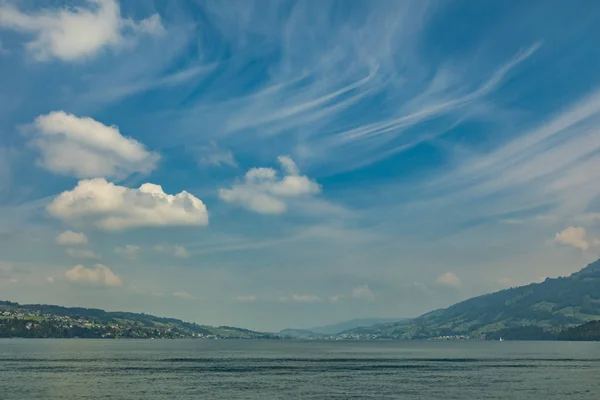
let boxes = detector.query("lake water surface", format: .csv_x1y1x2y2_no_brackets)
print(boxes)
1,340,599,399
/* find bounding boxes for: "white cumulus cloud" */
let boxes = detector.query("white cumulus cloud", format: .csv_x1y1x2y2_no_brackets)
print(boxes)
153,244,190,258
66,248,100,259
114,245,141,259
554,226,590,250
56,230,88,246
436,272,461,288
219,156,321,214
47,178,209,231
0,0,164,62
30,111,159,179
65,264,121,286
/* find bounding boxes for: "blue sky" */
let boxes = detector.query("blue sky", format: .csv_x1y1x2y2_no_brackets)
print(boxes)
1,0,600,331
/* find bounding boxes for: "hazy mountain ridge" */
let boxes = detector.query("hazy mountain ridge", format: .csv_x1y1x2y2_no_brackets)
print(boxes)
310,318,406,334
279,318,407,338
345,260,600,339
278,328,324,338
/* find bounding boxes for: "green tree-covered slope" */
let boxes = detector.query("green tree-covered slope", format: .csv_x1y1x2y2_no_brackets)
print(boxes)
346,259,600,339
0,301,277,339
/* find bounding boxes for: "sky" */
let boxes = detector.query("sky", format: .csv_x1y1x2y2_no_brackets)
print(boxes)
1,0,600,332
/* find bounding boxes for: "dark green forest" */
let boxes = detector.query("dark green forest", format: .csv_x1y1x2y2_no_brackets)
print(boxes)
557,320,600,341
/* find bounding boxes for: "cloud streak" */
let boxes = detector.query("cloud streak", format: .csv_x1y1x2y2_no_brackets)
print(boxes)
164,3,542,180
172,291,196,300
420,87,600,225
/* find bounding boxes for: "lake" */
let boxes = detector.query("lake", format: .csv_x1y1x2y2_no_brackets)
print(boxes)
0,340,599,399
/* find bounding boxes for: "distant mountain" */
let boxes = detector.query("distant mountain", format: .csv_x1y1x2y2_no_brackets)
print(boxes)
278,328,323,338
309,318,407,335
278,318,407,338
0,301,277,339
345,259,600,339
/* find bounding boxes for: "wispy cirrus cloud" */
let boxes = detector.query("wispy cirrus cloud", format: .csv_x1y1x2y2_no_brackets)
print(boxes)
172,291,196,300
0,39,8,55
166,1,434,155
163,2,542,180
290,294,321,303
417,87,600,226
196,141,238,168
